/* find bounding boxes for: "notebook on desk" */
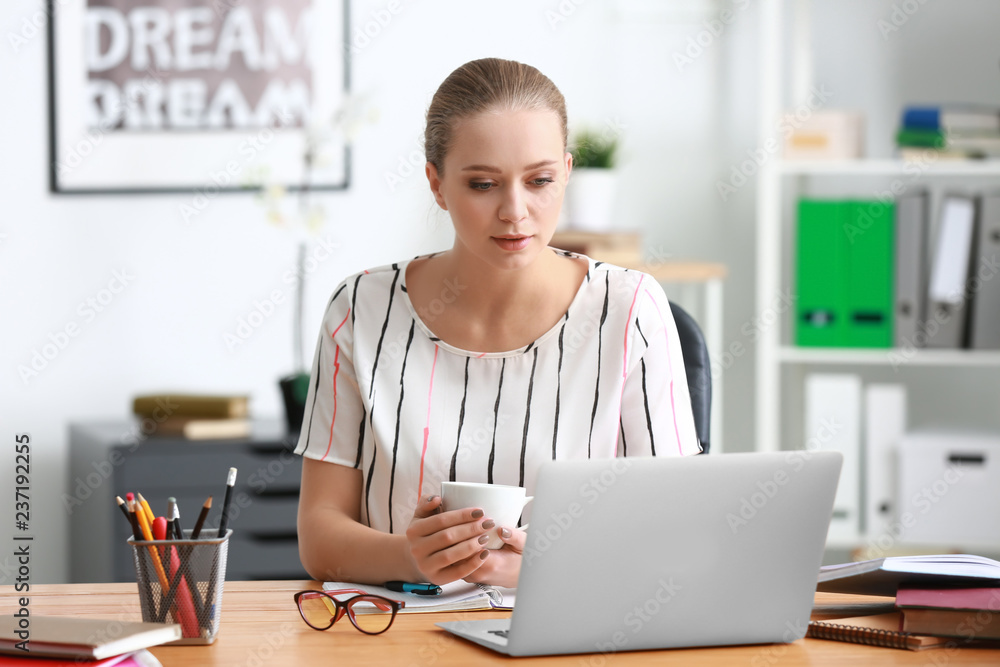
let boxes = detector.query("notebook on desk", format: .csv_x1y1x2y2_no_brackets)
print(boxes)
437,451,842,657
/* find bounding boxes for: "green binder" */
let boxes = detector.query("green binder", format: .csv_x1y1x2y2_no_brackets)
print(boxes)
845,201,894,347
796,200,849,346
795,199,894,348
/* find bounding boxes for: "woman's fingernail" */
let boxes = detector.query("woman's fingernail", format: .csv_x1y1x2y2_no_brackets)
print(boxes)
479,550,489,560
500,528,511,539
482,519,495,530
478,534,490,544
425,495,439,504
471,509,484,519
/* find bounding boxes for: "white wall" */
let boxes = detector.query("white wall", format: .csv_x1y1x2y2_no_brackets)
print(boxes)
0,0,731,584
1,0,996,584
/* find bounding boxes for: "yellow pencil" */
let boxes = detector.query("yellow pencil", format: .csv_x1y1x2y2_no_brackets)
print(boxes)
137,492,156,526
132,498,170,592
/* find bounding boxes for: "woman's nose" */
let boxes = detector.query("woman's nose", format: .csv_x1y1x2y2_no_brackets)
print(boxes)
498,185,528,223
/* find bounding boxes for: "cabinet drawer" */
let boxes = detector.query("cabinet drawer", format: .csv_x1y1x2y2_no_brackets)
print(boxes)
118,443,302,494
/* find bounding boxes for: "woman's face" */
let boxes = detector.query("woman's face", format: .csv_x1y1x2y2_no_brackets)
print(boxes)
427,108,571,271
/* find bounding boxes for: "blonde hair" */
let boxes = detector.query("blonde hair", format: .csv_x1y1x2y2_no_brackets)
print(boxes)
424,58,567,174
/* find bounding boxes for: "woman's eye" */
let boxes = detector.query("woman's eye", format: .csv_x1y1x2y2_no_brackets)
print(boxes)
530,178,554,186
469,181,493,191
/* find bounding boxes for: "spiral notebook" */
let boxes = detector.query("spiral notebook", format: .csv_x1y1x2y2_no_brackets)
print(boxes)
806,612,951,651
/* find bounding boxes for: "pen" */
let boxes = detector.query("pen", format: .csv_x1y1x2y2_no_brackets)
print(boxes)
383,581,443,596
217,467,237,537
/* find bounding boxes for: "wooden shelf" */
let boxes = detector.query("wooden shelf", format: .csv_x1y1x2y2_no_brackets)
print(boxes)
777,158,1000,176
778,347,1000,367
638,261,728,283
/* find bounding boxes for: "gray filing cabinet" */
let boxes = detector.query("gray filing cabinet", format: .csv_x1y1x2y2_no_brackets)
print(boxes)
68,420,307,582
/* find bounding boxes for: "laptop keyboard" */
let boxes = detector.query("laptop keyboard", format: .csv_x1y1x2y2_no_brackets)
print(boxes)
488,629,510,639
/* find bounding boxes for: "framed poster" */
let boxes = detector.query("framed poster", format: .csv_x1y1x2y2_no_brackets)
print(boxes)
47,0,349,194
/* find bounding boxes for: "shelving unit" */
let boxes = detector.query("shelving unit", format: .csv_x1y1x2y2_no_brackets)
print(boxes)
754,0,1000,551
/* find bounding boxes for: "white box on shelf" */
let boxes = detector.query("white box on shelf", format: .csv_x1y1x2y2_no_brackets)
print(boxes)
805,373,861,544
897,431,1000,548
781,110,865,160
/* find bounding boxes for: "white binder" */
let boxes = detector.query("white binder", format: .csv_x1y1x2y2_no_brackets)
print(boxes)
805,373,861,543
970,192,1000,349
926,194,978,349
863,384,906,542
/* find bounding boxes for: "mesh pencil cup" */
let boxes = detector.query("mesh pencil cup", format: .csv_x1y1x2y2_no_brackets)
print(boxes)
128,529,232,645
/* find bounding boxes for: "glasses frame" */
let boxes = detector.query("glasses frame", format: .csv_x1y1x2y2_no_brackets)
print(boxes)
294,589,405,635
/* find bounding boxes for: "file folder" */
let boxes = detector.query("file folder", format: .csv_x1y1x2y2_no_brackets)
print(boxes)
970,192,1000,349
926,194,977,349
846,201,894,348
805,373,861,543
863,384,906,540
796,200,849,346
796,199,894,348
893,191,929,348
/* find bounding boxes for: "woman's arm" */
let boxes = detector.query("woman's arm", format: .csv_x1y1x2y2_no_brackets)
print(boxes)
297,457,494,584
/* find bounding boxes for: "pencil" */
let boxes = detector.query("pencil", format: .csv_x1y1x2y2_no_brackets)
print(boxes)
191,496,212,540
133,496,171,592
125,494,154,616
204,469,236,634
115,495,130,523
125,493,142,540
217,468,237,537
137,492,156,526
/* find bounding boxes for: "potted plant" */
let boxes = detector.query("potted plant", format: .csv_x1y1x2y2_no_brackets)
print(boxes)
565,128,620,231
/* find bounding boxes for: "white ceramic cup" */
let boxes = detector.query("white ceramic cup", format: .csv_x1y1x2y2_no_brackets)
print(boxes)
440,481,533,549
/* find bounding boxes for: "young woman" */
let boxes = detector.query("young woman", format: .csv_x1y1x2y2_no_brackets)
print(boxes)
295,58,700,588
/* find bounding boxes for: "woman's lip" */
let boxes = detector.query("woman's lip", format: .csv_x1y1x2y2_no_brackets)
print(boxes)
492,236,532,251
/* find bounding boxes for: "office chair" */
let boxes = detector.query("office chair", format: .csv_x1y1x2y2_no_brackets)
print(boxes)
669,302,712,454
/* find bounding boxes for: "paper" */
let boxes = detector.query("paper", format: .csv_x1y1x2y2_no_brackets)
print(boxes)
323,581,516,613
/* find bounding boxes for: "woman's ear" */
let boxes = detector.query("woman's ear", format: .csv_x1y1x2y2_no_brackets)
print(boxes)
426,162,448,211
563,151,573,182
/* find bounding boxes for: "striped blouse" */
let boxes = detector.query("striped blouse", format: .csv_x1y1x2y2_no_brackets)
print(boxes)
294,250,700,533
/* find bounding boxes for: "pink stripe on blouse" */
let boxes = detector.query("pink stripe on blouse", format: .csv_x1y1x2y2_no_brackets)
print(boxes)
615,275,646,456
644,289,682,455
320,309,352,461
417,345,440,503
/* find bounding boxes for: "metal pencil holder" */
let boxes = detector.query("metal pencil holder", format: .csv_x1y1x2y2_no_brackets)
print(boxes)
128,529,232,645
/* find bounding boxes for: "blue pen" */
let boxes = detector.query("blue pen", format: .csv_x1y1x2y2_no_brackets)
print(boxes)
384,581,443,596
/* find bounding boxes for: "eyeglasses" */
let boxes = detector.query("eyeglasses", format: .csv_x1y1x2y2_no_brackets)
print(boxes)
294,589,405,635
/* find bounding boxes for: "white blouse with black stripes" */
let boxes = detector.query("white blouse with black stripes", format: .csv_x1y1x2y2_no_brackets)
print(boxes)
294,251,701,534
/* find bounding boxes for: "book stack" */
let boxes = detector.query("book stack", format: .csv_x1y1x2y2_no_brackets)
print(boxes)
133,393,251,440
0,615,178,663
809,554,1000,651
796,190,1000,350
896,104,1000,159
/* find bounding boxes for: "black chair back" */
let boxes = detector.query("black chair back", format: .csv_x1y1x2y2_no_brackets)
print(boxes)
669,302,712,453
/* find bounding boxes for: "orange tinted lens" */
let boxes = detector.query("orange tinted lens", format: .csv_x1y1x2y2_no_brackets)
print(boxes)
348,596,395,634
298,592,337,629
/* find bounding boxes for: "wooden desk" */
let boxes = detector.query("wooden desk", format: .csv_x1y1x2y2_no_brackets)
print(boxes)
7,581,999,665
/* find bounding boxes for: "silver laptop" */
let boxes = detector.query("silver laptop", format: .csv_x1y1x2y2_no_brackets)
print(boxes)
437,451,842,657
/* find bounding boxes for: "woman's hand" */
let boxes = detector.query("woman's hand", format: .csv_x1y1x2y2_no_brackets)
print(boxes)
405,495,493,585
461,525,527,589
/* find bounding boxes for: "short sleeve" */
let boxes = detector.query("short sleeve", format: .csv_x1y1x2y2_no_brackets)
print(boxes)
294,280,367,467
618,276,701,457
